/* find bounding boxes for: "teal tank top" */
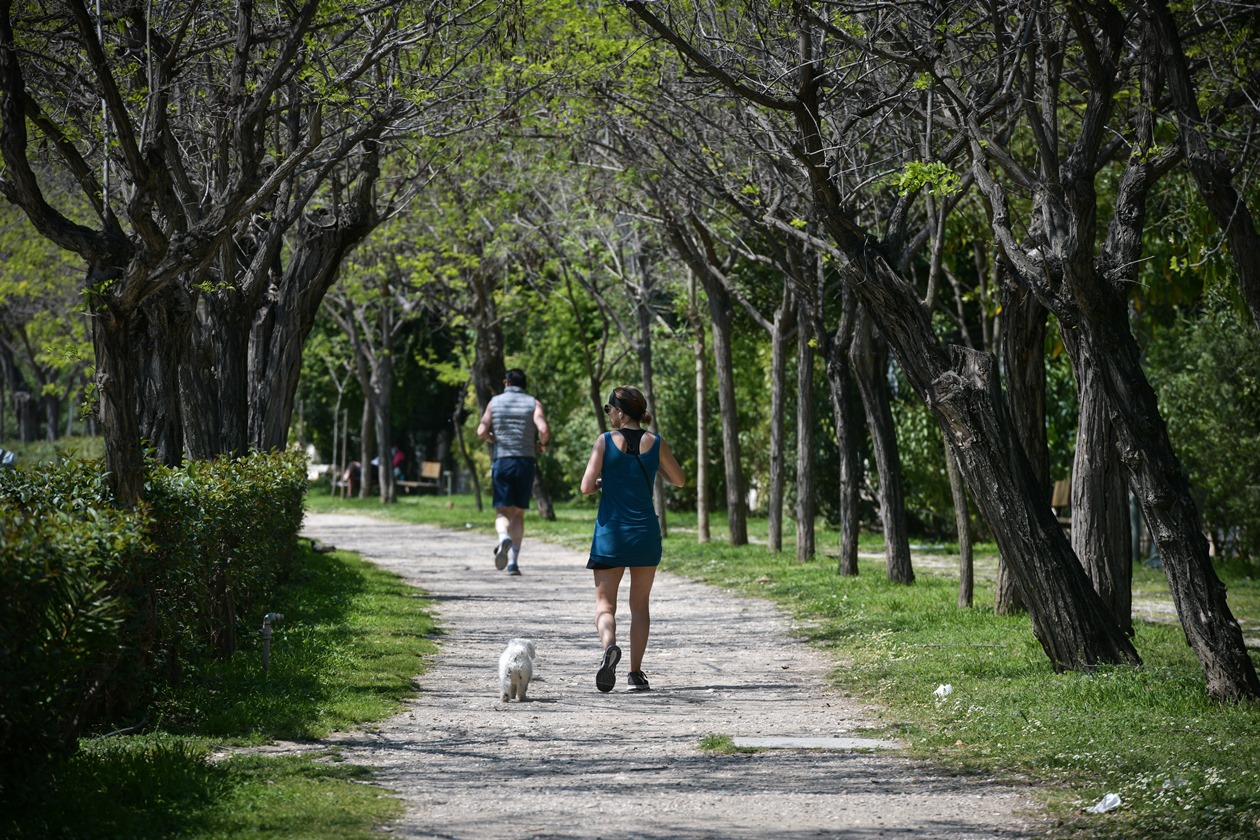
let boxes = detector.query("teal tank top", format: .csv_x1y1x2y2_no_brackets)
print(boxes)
589,431,662,567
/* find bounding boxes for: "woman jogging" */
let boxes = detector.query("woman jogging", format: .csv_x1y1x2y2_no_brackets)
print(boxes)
579,386,685,693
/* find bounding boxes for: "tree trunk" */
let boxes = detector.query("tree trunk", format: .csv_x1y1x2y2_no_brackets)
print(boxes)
1071,359,1133,634
89,289,146,506
995,278,1048,613
372,351,395,504
453,380,483,511
471,278,506,413
822,238,1138,669
41,392,57,442
1068,306,1256,698
134,289,191,465
702,274,748,545
248,199,380,453
794,304,816,562
182,290,249,460
1,347,38,445
625,1,1137,671
690,271,711,543
852,306,913,584
946,445,973,608
358,399,376,499
821,290,861,576
636,288,666,536
532,473,556,521
767,300,793,552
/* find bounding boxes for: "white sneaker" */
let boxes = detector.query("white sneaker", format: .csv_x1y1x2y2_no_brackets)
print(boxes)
494,538,511,570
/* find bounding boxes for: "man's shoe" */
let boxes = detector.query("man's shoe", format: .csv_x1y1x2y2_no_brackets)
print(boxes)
596,644,621,693
493,538,511,570
506,564,521,576
627,671,650,692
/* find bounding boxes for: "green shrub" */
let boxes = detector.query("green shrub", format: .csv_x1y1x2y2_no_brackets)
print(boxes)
0,450,307,798
0,462,150,796
145,451,307,667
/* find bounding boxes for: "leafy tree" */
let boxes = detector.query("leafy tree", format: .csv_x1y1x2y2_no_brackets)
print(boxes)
0,204,91,441
1148,295,1260,563
0,0,512,502
618,0,1142,675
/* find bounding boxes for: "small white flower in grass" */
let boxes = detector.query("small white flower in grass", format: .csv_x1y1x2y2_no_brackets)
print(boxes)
933,683,953,699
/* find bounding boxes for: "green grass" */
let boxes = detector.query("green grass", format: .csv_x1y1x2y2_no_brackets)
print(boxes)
4,545,435,839
314,491,1260,840
698,733,760,754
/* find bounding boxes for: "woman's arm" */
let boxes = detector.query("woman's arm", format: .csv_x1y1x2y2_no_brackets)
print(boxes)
658,437,686,487
579,434,607,495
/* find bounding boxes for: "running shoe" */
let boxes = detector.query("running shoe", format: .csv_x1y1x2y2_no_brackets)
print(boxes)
493,537,511,570
627,671,650,692
596,644,621,692
506,563,521,576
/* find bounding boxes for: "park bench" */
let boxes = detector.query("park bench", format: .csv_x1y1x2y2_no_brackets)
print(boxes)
397,460,445,495
1051,478,1072,536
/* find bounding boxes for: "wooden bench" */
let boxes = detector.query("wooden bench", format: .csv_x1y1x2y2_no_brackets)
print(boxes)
1051,478,1071,536
397,461,444,495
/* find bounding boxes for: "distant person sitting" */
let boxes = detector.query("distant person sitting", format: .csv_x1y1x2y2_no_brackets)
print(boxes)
341,461,361,497
392,445,406,481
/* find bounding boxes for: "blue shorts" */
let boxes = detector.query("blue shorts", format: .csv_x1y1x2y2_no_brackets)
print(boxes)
492,457,535,509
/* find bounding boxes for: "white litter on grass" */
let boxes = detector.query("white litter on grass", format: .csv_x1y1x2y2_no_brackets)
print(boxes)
1085,793,1121,814
933,683,953,699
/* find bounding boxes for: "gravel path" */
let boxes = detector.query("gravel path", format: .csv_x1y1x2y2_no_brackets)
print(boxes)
297,512,1045,839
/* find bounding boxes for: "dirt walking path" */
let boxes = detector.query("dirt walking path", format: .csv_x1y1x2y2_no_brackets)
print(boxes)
298,512,1045,839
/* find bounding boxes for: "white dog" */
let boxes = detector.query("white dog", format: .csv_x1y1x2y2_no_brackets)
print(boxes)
498,638,536,702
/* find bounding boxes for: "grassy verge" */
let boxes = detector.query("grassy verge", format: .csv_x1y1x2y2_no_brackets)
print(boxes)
309,490,1260,839
4,545,438,839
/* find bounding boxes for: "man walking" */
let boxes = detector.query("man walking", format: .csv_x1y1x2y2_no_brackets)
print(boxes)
477,369,550,576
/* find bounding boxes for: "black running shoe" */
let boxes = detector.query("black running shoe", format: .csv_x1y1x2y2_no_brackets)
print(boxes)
627,671,650,691
596,644,621,692
506,564,521,576
493,538,511,570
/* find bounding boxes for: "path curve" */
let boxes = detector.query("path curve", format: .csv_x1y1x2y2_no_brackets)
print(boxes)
298,512,1044,839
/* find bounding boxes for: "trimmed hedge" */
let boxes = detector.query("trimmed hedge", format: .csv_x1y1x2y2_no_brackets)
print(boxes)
0,450,306,799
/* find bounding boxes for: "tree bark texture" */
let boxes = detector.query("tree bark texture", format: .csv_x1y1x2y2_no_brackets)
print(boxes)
1071,358,1133,634
635,290,665,535
690,272,711,543
946,445,974,608
767,303,793,552
533,473,556,521
795,306,817,562
132,290,191,465
247,145,383,452
89,291,147,506
182,292,248,460
995,278,1048,613
701,274,749,546
471,280,507,414
852,307,913,584
1065,302,1258,698
372,339,396,505
821,290,861,576
824,235,1138,670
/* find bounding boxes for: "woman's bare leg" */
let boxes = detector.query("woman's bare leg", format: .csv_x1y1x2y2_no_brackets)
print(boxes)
627,566,657,671
593,567,624,650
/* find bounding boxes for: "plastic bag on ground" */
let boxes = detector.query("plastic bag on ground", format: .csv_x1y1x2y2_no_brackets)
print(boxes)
1085,793,1121,814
